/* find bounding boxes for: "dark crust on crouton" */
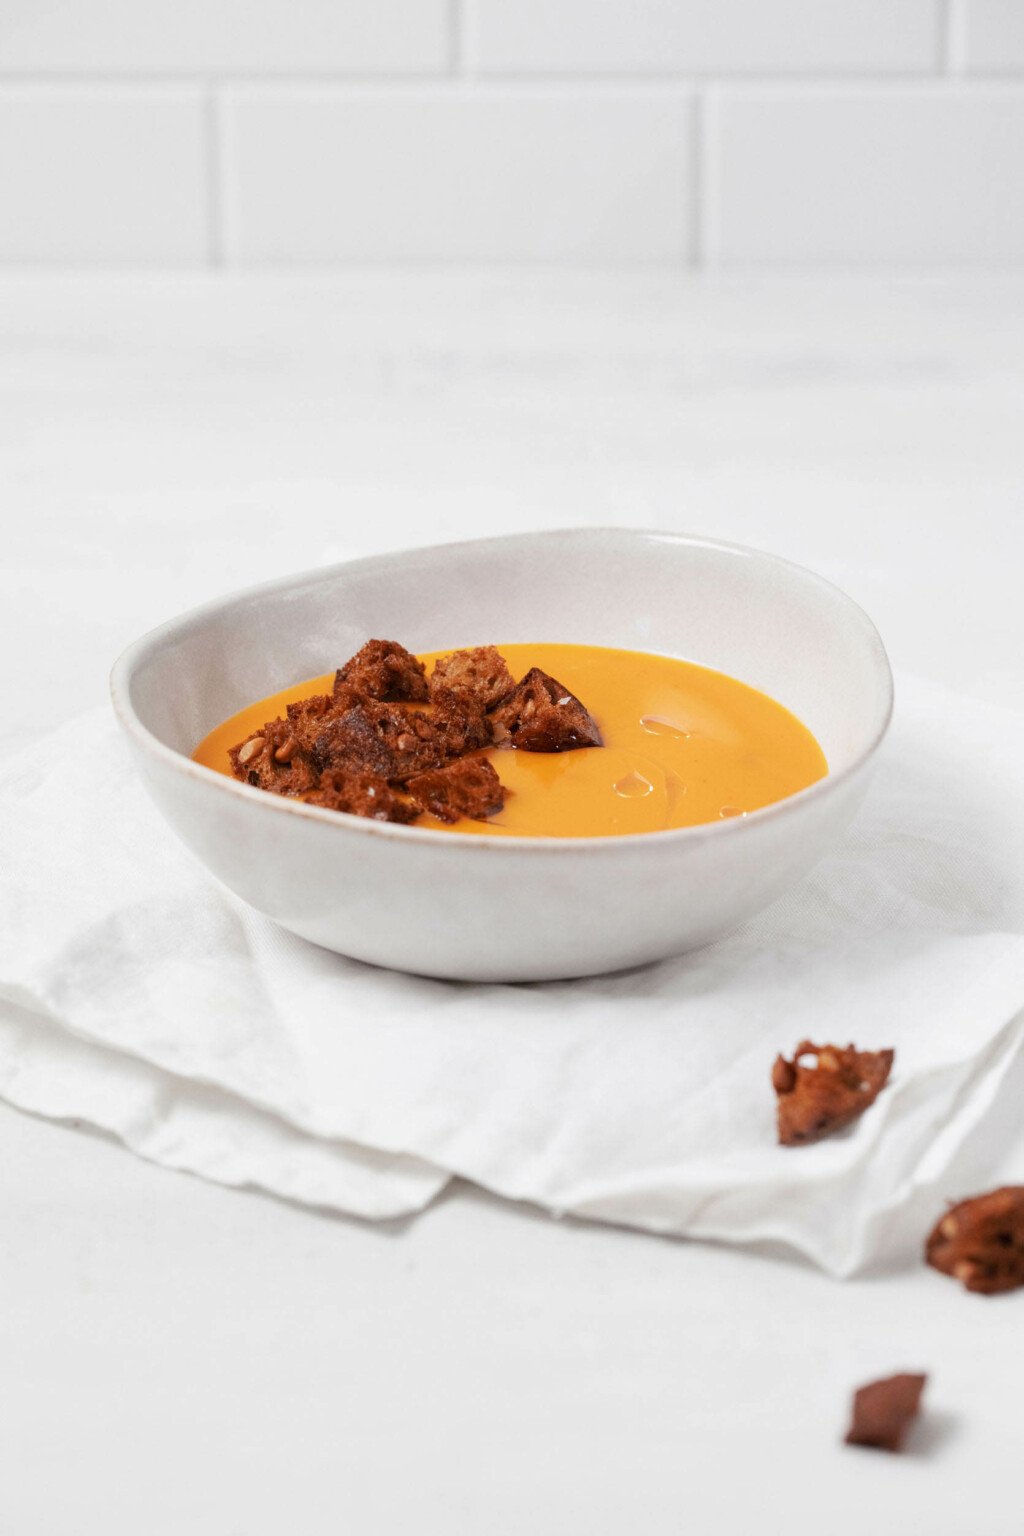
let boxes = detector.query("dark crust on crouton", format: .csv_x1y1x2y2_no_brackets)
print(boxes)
282,692,347,751
488,667,602,753
311,691,492,785
406,757,508,823
430,646,515,711
771,1041,894,1146
228,718,319,797
309,705,397,781
306,769,420,824
369,703,446,781
334,639,428,703
430,686,493,757
845,1374,926,1453
313,700,446,783
925,1186,1024,1295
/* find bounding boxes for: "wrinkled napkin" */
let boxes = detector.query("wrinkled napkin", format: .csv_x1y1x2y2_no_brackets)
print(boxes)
2,673,1023,1276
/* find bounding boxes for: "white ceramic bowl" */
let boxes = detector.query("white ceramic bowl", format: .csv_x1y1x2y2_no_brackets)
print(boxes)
111,529,893,982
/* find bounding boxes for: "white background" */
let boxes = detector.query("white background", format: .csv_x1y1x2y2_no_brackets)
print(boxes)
3,3,1024,1532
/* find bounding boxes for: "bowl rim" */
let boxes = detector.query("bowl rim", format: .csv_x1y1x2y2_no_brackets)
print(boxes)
110,527,894,854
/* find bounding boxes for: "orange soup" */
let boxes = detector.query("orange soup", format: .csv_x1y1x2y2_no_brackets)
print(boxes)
194,644,827,837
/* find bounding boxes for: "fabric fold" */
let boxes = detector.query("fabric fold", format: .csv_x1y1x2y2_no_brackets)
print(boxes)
1,672,1022,1275
0,995,448,1220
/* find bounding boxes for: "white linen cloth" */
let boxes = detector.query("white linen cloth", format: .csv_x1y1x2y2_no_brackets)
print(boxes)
2,673,1023,1276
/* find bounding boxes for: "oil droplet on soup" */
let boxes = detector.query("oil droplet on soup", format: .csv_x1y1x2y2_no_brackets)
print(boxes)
613,769,656,799
640,714,691,741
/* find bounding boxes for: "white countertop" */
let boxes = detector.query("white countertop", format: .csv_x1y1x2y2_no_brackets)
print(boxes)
3,271,1023,1535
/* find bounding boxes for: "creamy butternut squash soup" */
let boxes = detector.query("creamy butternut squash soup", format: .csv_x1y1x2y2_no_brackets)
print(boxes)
193,643,826,837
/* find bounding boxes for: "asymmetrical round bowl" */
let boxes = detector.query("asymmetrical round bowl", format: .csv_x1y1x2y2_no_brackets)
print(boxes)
111,529,893,982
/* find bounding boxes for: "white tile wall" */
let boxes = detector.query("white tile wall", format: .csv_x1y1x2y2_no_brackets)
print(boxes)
223,88,693,263
712,87,1024,263
0,87,206,263
963,1,1024,72
2,0,1024,266
471,0,941,76
0,0,451,75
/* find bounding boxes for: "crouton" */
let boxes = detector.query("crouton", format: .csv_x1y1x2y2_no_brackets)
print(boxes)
925,1186,1024,1295
430,646,514,711
406,757,508,823
310,704,397,781
334,639,428,703
845,1374,927,1453
312,699,444,784
229,719,319,797
430,685,493,758
771,1041,894,1146
489,667,601,753
306,769,421,824
282,692,346,750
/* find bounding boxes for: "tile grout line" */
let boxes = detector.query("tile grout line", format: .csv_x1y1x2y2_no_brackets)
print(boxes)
6,256,1024,274
941,0,968,76
694,86,719,270
450,0,468,78
204,84,224,268
3,71,1024,90
690,89,704,269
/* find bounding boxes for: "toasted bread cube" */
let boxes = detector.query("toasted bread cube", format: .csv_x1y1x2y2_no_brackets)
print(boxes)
925,1186,1024,1295
489,667,601,753
372,704,446,782
228,718,318,797
771,1041,894,1146
845,1374,926,1453
313,700,444,784
406,757,507,823
306,769,421,824
334,639,428,703
283,692,345,751
311,705,396,781
431,685,493,758
430,646,514,711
